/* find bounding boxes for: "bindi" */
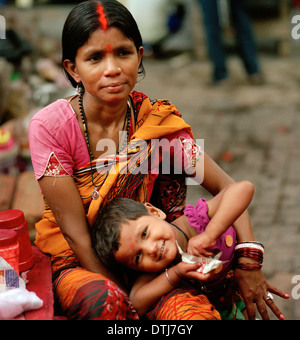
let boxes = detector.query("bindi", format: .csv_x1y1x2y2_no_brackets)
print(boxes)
96,3,108,31
106,44,112,53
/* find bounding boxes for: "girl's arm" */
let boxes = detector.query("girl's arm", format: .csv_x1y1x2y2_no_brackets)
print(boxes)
188,180,254,255
39,176,121,285
129,262,210,316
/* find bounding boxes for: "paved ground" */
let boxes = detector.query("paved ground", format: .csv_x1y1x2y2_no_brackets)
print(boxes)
136,54,300,319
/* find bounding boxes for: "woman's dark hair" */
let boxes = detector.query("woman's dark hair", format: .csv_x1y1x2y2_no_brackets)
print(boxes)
62,0,145,88
91,198,149,272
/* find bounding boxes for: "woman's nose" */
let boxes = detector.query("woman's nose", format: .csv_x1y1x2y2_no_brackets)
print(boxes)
103,57,121,77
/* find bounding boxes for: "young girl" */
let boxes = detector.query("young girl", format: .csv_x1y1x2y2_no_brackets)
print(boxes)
92,181,261,319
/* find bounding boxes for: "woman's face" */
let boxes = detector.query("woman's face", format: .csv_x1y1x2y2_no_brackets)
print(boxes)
66,26,144,105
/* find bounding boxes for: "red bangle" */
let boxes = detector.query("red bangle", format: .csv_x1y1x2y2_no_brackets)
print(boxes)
235,262,262,271
235,248,264,263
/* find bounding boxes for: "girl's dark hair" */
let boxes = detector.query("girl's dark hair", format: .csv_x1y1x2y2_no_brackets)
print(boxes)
91,198,149,272
62,0,145,87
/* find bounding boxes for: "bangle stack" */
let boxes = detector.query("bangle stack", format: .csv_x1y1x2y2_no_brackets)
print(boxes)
235,241,264,271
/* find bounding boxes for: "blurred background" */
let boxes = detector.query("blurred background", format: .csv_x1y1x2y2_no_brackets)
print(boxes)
0,0,299,319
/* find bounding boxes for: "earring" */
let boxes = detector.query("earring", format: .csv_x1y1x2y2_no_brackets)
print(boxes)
76,82,84,95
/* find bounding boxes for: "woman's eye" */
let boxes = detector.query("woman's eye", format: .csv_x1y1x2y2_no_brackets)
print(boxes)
89,54,102,61
119,49,131,57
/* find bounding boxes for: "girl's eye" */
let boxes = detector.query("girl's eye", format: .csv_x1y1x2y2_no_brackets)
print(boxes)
135,227,148,265
136,252,141,265
142,228,148,239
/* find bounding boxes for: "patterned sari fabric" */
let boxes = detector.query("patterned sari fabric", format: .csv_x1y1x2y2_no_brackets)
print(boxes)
51,251,139,320
33,91,215,320
146,289,221,320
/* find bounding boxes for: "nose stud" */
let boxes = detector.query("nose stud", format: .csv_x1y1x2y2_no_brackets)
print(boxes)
117,67,122,72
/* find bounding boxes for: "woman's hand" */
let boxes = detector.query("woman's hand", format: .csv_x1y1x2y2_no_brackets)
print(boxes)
234,268,290,320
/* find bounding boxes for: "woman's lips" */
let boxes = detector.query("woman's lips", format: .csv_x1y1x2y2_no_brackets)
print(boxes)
103,82,125,93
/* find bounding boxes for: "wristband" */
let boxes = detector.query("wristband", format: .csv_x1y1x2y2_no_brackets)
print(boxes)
165,269,177,288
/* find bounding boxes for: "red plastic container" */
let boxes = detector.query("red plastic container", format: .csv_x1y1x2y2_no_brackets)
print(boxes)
0,210,34,272
0,229,19,274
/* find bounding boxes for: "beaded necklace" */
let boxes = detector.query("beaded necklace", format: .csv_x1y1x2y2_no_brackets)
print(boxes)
78,93,131,200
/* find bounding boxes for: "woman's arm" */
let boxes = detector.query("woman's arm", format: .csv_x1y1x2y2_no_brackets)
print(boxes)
195,153,255,242
39,176,120,284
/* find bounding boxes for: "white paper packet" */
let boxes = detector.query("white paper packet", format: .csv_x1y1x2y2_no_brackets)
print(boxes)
176,242,227,274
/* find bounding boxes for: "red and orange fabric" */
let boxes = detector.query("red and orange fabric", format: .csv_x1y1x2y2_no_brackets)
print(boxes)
146,288,221,320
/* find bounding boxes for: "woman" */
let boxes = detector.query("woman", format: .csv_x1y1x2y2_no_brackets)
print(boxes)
29,0,288,320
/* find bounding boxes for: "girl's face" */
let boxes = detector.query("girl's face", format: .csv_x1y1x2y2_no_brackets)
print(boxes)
114,211,178,273
65,26,144,105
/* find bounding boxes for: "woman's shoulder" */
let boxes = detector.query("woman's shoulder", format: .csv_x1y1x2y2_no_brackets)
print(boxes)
31,98,76,127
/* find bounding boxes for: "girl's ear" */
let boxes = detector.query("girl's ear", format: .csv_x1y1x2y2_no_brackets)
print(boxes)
144,203,166,220
63,59,81,84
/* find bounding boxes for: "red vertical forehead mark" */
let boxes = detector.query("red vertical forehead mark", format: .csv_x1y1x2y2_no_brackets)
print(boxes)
96,4,108,31
107,44,112,53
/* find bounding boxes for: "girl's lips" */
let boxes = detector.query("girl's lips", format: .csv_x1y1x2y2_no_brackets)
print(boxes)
158,240,165,261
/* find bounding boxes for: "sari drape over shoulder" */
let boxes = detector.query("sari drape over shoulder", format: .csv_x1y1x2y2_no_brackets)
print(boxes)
34,92,193,257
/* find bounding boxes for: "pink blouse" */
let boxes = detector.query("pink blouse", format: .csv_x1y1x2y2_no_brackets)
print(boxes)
29,98,90,180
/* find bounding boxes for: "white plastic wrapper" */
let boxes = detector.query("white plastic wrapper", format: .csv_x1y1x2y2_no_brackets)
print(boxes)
0,257,43,319
0,288,43,320
176,242,227,274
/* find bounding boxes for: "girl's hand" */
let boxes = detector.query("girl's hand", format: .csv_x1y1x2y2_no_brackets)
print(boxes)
187,232,216,257
172,261,213,283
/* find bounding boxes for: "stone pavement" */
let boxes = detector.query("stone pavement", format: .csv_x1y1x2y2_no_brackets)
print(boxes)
136,55,300,319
